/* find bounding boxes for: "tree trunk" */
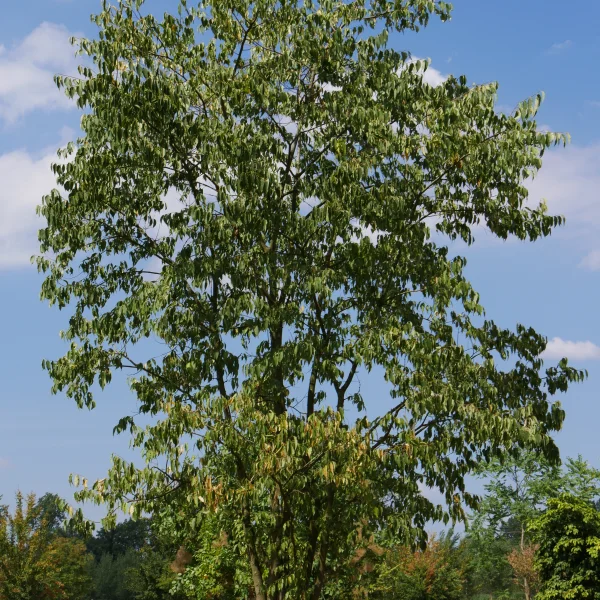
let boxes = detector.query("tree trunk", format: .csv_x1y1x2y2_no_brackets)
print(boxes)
242,499,267,600
521,523,530,600
248,540,267,600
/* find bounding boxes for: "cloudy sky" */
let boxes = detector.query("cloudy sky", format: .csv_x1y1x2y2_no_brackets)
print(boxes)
0,0,599,521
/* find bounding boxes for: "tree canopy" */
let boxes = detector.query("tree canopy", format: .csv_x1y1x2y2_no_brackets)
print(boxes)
530,494,600,600
0,492,92,600
38,0,584,597
465,452,600,600
86,517,151,562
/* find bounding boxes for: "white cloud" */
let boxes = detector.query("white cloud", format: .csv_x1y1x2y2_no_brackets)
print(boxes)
0,141,210,272
548,40,573,54
0,22,78,123
579,250,600,271
527,143,600,243
0,457,11,469
542,337,600,361
323,58,447,96
409,57,447,87
0,149,58,268
443,142,600,252
322,82,342,94
422,65,447,88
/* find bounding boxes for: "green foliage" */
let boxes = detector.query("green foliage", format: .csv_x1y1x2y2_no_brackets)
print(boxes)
41,537,94,600
472,450,562,539
466,449,559,598
529,494,600,600
467,452,600,599
87,517,151,561
462,525,518,599
561,456,600,504
35,493,69,533
86,517,183,600
370,532,467,600
171,515,251,599
0,492,93,600
92,551,140,600
125,546,185,600
38,0,585,597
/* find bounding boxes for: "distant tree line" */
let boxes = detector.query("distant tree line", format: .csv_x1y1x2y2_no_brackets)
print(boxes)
0,492,181,600
2,450,600,599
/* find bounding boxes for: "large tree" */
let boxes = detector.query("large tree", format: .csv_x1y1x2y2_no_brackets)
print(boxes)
38,0,583,597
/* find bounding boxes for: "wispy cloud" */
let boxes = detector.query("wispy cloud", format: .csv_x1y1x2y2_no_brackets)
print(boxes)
0,457,12,469
542,338,600,361
527,143,600,245
547,40,573,54
0,148,61,268
0,22,78,123
459,142,600,252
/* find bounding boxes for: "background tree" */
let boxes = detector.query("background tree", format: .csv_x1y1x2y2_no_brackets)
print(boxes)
36,493,68,534
561,455,600,504
506,544,540,600
125,545,187,600
91,550,140,600
86,517,151,562
529,494,600,600
370,532,467,600
466,452,600,599
38,0,584,597
462,524,517,599
84,516,185,600
0,491,92,600
39,536,94,600
468,451,560,600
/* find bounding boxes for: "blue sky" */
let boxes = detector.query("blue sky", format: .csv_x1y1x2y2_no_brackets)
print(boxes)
0,0,599,523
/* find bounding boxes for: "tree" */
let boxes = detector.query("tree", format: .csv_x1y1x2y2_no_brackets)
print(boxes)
87,517,151,562
36,493,69,534
561,455,600,504
507,544,540,600
38,0,584,597
121,516,188,600
125,545,187,600
86,517,181,600
469,451,560,600
0,491,92,600
370,532,467,600
39,536,94,600
462,524,517,599
472,450,561,539
529,494,600,600
468,452,600,599
170,515,252,599
91,550,140,600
